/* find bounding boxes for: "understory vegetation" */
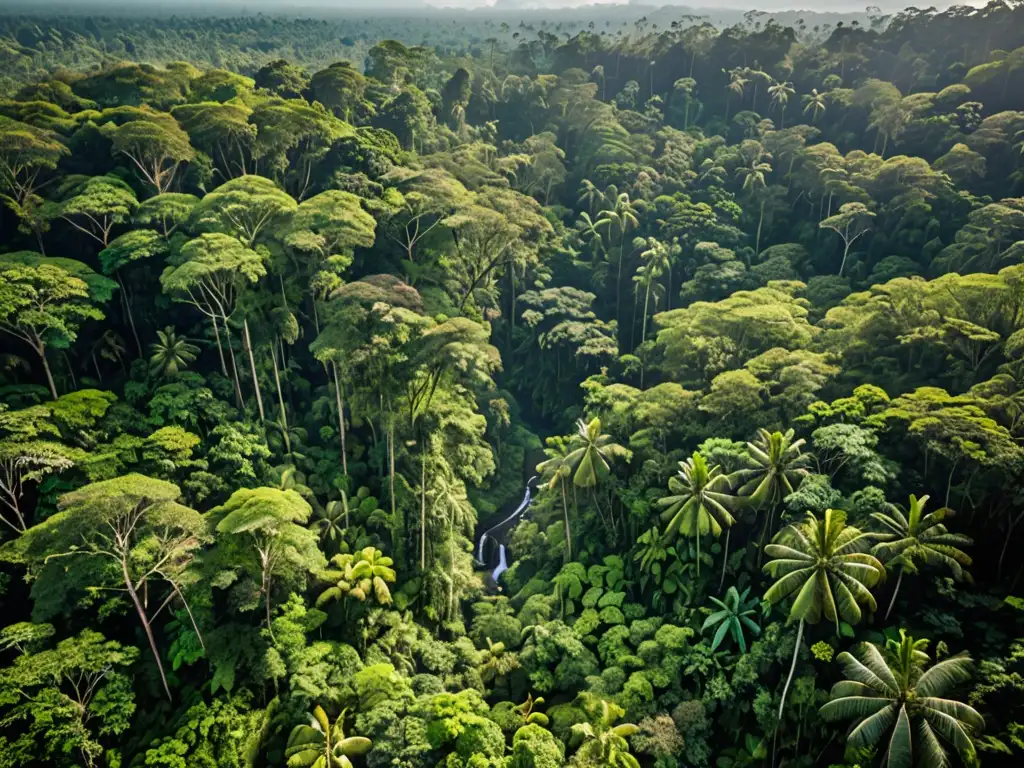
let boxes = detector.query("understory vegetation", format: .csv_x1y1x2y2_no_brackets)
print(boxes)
1,2,1024,767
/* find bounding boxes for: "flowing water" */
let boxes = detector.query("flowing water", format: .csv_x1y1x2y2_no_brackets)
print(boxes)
475,476,536,583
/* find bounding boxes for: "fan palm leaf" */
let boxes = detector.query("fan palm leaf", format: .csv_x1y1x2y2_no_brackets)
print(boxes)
820,630,983,768
764,509,884,722
871,494,973,620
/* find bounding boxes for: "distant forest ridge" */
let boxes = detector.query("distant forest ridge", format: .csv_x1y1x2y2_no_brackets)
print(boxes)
0,3,906,90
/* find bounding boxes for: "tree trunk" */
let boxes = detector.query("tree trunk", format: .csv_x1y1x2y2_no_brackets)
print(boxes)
121,559,172,701
222,320,244,409
420,442,427,571
243,319,265,422
561,477,572,561
839,241,851,276
271,343,288,435
884,568,904,621
641,277,652,346
333,363,348,476
211,315,229,378
116,273,143,357
264,571,276,642
388,421,396,522
755,199,765,256
718,528,731,593
616,233,625,344
38,345,58,400
777,619,804,721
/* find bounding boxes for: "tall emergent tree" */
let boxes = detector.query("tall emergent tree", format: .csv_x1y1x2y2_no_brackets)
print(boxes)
820,631,984,768
763,509,884,722
0,253,114,399
3,474,208,701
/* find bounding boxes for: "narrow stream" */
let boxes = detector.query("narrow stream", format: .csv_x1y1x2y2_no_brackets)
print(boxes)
476,476,536,583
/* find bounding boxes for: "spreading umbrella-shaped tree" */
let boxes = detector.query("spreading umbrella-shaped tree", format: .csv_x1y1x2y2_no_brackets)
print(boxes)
286,706,372,768
819,630,984,768
3,474,208,701
207,487,324,638
658,451,738,577
763,509,884,722
871,494,973,620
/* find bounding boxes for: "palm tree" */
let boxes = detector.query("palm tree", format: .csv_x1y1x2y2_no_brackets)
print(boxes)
732,428,813,557
768,80,795,127
596,192,640,325
149,326,199,378
96,330,127,374
871,494,973,621
565,417,630,490
725,70,748,123
802,88,827,123
577,178,604,215
735,146,773,255
313,492,350,553
565,418,631,535
577,211,607,261
427,466,476,619
819,631,984,768
569,694,641,768
537,438,575,560
672,77,697,128
658,452,738,577
286,706,372,768
702,585,762,653
763,509,884,722
317,547,397,608
635,237,671,347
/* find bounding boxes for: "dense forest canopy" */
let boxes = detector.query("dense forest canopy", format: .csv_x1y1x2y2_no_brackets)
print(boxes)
1,2,1024,768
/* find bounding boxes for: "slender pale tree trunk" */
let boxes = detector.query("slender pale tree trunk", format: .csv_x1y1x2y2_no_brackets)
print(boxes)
839,240,852,276
37,343,58,400
270,343,287,434
242,319,265,422
755,199,765,256
561,476,572,561
222,319,244,409
333,363,348,476
641,277,652,345
884,567,904,621
388,421,396,521
121,558,172,701
718,528,731,593
420,444,427,571
778,619,805,721
210,315,229,378
262,561,276,642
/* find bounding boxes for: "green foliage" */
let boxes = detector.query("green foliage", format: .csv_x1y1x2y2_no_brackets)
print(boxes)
0,11,1022,768
701,586,762,653
821,631,984,768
